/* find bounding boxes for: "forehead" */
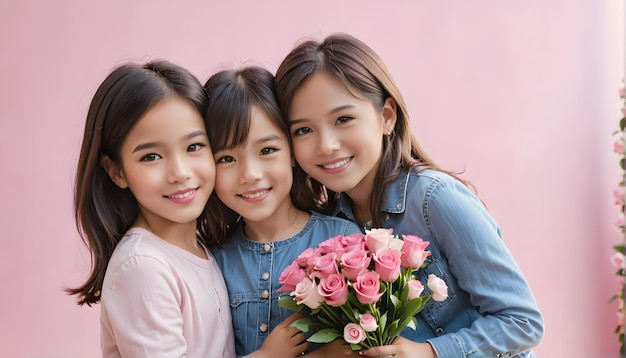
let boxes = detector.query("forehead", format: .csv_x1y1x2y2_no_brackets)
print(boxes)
290,73,368,119
123,98,205,146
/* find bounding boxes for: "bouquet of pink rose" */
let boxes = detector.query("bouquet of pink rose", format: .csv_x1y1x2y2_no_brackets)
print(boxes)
277,228,449,350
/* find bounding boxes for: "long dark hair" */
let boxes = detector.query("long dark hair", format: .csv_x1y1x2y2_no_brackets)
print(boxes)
203,66,323,243
275,33,473,227
67,60,211,306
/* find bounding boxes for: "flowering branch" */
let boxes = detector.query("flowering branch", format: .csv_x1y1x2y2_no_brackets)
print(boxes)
611,85,626,356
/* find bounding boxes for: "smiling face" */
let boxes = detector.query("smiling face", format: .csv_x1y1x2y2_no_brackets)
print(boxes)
288,72,396,201
213,105,295,224
105,97,215,235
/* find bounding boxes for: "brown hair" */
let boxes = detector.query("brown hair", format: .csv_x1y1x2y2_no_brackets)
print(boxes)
68,60,212,306
275,33,473,227
203,66,323,244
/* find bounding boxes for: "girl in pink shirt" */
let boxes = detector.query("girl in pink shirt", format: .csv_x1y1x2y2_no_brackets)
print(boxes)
68,60,236,357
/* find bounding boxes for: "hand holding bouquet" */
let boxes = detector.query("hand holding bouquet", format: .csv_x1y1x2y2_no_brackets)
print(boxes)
278,228,448,350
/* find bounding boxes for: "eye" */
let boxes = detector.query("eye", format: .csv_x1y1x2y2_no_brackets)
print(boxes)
336,116,353,125
292,127,312,136
216,155,235,164
140,153,161,162
260,147,277,156
188,143,206,152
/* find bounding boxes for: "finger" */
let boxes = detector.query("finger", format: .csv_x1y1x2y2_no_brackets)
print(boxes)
281,312,305,327
359,345,395,357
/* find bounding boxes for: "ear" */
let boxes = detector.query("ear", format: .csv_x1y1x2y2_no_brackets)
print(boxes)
382,97,397,135
102,155,128,189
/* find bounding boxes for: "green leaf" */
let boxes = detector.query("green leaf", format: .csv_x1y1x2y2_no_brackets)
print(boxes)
620,117,625,131
289,318,319,332
350,343,362,351
278,295,303,312
307,328,343,343
406,317,417,330
396,296,427,319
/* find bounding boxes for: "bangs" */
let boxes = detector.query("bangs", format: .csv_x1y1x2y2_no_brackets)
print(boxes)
206,86,253,152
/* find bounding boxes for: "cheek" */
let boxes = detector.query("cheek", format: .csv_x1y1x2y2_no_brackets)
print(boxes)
213,168,232,197
292,141,312,165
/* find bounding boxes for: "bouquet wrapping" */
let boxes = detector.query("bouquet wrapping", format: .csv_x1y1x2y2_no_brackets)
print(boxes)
278,228,448,350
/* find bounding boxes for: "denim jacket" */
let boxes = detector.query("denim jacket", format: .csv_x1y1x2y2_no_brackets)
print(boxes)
333,168,544,358
211,211,362,357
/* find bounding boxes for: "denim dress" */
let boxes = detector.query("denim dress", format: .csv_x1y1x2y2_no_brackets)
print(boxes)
333,168,544,358
211,211,362,357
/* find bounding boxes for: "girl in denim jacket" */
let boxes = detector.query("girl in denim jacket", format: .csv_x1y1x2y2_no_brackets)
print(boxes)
274,33,544,358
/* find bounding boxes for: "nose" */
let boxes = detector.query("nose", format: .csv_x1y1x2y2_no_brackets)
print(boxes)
239,158,262,184
167,155,191,183
316,129,340,155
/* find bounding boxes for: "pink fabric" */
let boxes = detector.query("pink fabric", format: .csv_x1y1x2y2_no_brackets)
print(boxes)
100,227,235,358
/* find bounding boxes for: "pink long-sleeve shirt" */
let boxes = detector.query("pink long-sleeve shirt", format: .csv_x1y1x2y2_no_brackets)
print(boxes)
100,227,235,358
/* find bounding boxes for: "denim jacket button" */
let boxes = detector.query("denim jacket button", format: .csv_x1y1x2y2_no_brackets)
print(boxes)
435,327,443,334
259,323,268,332
261,290,269,299
262,272,270,280
263,244,271,252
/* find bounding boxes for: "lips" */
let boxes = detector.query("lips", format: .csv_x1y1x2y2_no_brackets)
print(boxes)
318,157,352,172
167,189,196,199
239,189,269,199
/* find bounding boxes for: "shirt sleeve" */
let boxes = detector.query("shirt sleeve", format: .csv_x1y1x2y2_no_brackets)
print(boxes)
101,255,186,358
423,178,544,357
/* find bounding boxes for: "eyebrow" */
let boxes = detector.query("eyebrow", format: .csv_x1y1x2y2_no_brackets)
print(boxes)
289,104,355,125
132,130,207,153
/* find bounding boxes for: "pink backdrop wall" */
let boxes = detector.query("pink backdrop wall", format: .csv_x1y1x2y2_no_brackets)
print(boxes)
0,1,621,356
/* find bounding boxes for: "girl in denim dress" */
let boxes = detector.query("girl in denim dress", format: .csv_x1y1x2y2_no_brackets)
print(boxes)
203,66,362,358
274,33,544,358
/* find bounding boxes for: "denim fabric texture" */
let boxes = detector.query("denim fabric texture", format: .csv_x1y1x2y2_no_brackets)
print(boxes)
211,211,362,357
333,168,543,358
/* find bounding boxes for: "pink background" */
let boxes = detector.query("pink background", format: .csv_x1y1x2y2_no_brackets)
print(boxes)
0,1,622,357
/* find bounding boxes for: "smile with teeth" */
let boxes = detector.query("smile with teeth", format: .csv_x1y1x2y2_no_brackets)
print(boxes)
167,190,196,199
321,158,351,169
240,189,269,199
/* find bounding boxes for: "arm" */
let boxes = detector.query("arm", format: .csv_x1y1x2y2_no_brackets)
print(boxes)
424,178,544,357
101,256,186,357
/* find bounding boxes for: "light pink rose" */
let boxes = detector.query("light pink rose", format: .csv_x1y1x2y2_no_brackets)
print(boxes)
359,312,378,332
373,248,402,282
615,141,624,154
400,235,431,269
616,216,624,228
365,228,403,254
310,252,339,279
341,233,367,251
407,279,424,300
279,261,307,292
427,274,448,302
343,323,366,344
354,271,383,304
318,273,349,306
619,87,625,98
615,189,624,206
293,276,324,309
611,251,626,270
319,235,346,258
341,249,371,281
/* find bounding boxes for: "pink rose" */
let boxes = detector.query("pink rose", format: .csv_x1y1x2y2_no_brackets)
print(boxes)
343,323,366,344
296,247,320,268
407,279,424,300
354,271,383,304
615,141,624,154
373,248,402,282
359,312,377,332
427,274,448,302
341,233,367,251
365,228,403,254
318,273,349,306
293,276,324,309
615,189,624,206
616,216,624,228
400,235,431,269
340,249,371,281
279,261,307,292
310,252,339,279
319,235,346,258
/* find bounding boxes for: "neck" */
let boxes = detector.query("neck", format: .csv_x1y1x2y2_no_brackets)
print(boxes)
243,207,310,243
134,214,206,259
